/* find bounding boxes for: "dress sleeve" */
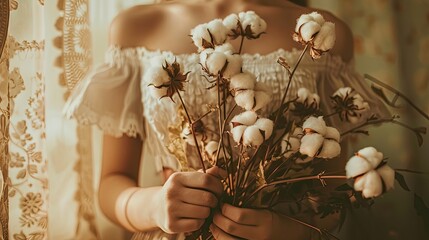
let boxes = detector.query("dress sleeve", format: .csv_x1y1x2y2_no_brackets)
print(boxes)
64,47,145,139
317,55,391,131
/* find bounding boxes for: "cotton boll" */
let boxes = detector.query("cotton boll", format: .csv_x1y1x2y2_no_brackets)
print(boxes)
181,123,204,146
333,87,352,99
325,127,340,142
296,88,310,104
345,155,373,178
238,11,267,37
231,125,247,144
239,11,267,37
296,88,320,108
254,118,274,140
207,19,228,45
223,13,239,34
206,51,228,75
292,127,304,137
190,20,228,51
313,22,336,51
200,48,214,66
302,116,327,135
234,90,256,110
190,23,212,51
309,12,325,25
229,72,256,92
357,147,383,169
354,170,383,198
223,54,243,79
282,127,303,155
310,93,321,108
282,136,301,155
242,125,264,146
146,67,170,99
300,21,321,42
205,141,219,158
230,110,258,126
299,133,324,157
295,14,313,32
215,43,235,54
253,90,271,111
354,94,371,112
377,164,395,191
317,139,341,159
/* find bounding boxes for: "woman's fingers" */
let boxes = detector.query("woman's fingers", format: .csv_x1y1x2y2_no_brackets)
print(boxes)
166,218,204,234
173,171,224,198
180,188,219,208
212,211,256,240
209,223,239,240
176,202,211,219
221,203,271,226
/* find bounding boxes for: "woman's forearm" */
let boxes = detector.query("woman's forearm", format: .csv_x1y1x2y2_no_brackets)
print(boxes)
98,173,162,232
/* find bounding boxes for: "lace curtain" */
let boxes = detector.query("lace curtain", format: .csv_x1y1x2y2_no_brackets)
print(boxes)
0,1,155,239
0,0,428,240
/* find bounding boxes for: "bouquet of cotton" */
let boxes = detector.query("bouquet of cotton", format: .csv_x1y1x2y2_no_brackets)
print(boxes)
146,10,428,240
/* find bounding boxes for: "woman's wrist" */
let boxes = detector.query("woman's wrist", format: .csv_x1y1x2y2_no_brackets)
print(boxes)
122,186,163,232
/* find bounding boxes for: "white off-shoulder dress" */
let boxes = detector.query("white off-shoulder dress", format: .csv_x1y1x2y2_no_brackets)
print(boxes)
64,46,388,239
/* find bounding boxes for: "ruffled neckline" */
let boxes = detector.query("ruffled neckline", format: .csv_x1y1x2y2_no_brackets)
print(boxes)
104,45,355,77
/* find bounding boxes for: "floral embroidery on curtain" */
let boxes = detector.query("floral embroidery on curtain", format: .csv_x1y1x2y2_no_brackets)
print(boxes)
0,0,10,237
6,1,48,238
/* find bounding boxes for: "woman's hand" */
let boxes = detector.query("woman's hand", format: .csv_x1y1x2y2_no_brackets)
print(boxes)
210,203,275,240
153,166,226,234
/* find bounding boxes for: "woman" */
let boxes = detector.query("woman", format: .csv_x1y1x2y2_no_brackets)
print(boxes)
65,0,386,239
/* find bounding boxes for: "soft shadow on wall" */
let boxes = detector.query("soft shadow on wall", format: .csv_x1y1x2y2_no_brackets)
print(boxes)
309,1,429,240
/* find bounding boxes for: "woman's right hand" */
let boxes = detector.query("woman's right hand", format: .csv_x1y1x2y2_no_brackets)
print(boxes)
153,166,226,234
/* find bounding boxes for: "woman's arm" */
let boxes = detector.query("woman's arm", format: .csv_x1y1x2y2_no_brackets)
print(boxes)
99,134,227,233
99,134,158,232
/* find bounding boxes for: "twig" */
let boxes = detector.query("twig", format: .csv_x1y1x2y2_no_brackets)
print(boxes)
244,174,347,206
265,44,310,161
281,214,340,240
238,35,245,54
365,74,429,120
174,86,206,173
395,168,429,176
340,115,423,138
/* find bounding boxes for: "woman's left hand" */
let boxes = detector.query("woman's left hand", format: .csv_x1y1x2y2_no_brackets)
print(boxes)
210,203,275,240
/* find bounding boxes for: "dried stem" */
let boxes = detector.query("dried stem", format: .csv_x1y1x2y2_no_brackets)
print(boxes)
244,174,347,206
265,44,310,160
238,35,245,55
365,74,429,120
274,44,309,125
340,116,419,137
281,214,340,240
174,86,206,173
395,168,429,175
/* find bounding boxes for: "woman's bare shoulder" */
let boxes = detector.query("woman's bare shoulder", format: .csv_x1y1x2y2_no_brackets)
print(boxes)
109,3,177,48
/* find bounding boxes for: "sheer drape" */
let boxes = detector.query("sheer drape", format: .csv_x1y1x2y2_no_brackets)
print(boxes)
0,1,155,239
